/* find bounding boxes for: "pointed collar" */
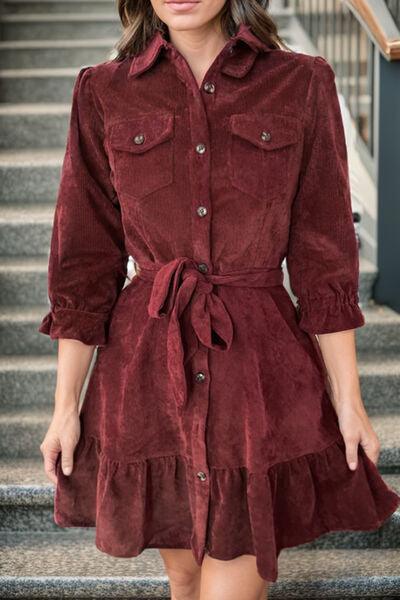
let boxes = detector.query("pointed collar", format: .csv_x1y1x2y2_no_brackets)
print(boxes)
128,22,274,79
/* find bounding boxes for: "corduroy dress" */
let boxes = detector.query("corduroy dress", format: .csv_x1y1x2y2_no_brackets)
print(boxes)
38,22,400,583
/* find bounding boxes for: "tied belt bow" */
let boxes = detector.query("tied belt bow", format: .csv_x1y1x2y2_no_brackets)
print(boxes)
136,257,284,411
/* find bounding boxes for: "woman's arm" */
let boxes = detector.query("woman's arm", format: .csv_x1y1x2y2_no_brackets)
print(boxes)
317,330,380,470
38,65,128,483
40,339,95,484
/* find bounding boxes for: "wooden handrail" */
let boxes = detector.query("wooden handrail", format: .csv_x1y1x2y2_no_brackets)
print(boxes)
345,0,400,59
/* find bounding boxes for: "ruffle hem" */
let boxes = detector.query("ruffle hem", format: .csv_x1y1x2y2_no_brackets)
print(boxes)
53,432,400,583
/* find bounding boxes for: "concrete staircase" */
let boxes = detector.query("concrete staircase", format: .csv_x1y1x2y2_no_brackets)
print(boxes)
0,1,399,597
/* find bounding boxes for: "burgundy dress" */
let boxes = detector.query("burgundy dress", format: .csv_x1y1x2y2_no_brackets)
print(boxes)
38,23,400,583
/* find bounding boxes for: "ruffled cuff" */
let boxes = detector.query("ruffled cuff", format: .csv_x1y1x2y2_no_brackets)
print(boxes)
295,287,366,334
38,306,109,346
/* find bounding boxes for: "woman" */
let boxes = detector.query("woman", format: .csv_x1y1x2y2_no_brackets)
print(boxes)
38,0,400,598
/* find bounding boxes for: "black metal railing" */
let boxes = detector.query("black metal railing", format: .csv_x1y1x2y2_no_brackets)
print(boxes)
294,0,375,157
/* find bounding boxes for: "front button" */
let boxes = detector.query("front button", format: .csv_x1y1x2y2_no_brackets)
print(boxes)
203,81,215,94
195,371,206,383
197,206,207,217
197,471,207,481
261,130,271,142
196,143,206,154
197,262,208,273
133,133,145,144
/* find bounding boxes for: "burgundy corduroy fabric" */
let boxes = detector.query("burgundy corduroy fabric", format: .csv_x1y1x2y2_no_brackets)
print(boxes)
38,23,400,582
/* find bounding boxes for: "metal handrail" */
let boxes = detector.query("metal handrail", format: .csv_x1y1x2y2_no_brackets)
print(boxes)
346,0,400,59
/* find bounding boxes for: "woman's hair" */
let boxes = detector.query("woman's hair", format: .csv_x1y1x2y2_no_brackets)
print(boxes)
113,0,293,60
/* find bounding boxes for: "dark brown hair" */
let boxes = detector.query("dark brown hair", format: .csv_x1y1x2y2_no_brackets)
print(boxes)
113,0,293,60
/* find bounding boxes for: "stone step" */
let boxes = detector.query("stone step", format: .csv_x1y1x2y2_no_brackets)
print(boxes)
2,0,118,14
0,251,375,303
0,38,117,69
0,13,123,41
0,256,50,306
0,454,399,542
0,148,63,202
0,305,56,356
0,12,292,42
0,354,57,409
0,67,83,103
0,301,398,357
355,303,400,354
0,105,70,151
0,202,54,256
0,404,399,465
0,532,400,599
0,348,399,413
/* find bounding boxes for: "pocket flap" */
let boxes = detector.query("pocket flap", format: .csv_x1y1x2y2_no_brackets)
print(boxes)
229,112,301,150
109,112,174,154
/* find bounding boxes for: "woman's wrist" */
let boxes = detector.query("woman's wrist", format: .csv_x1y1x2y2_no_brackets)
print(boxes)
54,392,80,413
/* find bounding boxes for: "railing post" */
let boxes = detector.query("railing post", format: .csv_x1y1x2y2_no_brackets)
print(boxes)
374,52,400,311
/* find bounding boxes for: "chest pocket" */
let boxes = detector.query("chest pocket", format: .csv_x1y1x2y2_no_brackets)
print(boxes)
108,111,174,201
228,113,301,202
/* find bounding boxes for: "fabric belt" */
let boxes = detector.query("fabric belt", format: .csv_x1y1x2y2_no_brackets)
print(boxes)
135,256,284,411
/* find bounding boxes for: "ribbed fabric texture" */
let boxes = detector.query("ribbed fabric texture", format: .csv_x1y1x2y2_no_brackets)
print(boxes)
38,23,399,583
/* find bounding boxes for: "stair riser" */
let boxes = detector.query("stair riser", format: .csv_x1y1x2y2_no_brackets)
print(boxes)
0,321,57,356
0,368,56,408
0,420,50,458
0,269,49,305
3,419,400,463
0,360,399,411
1,308,399,356
0,74,78,103
0,504,398,548
0,223,51,256
0,15,290,42
0,113,68,150
0,164,61,202
355,324,400,353
0,46,115,69
0,20,122,41
2,1,117,13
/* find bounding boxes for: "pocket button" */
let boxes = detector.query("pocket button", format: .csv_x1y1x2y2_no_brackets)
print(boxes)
261,130,271,142
133,133,145,145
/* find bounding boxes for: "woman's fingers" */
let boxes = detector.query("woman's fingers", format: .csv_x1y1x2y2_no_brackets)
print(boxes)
39,409,81,483
343,433,359,471
360,431,381,467
40,439,60,485
60,439,76,476
337,403,381,470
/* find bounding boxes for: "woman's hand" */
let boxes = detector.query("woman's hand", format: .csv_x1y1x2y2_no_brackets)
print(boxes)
316,328,380,471
39,338,96,484
40,403,81,485
334,400,381,470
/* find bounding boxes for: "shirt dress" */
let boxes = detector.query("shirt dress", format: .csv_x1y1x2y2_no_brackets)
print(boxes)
38,22,400,583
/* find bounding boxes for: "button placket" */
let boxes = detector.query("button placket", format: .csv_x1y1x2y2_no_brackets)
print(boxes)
173,52,217,561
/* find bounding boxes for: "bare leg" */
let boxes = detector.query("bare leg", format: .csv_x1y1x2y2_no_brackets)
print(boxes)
159,548,201,600
199,553,268,600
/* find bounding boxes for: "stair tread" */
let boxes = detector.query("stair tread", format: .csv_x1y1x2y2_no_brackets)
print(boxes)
0,299,399,322
0,354,57,371
0,405,399,449
0,202,54,222
0,38,117,49
0,255,49,271
0,530,399,584
0,102,70,114
0,455,395,495
0,13,120,23
0,147,64,165
0,66,81,77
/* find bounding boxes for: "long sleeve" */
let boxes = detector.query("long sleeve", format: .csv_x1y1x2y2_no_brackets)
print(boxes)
286,55,366,335
38,65,129,346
